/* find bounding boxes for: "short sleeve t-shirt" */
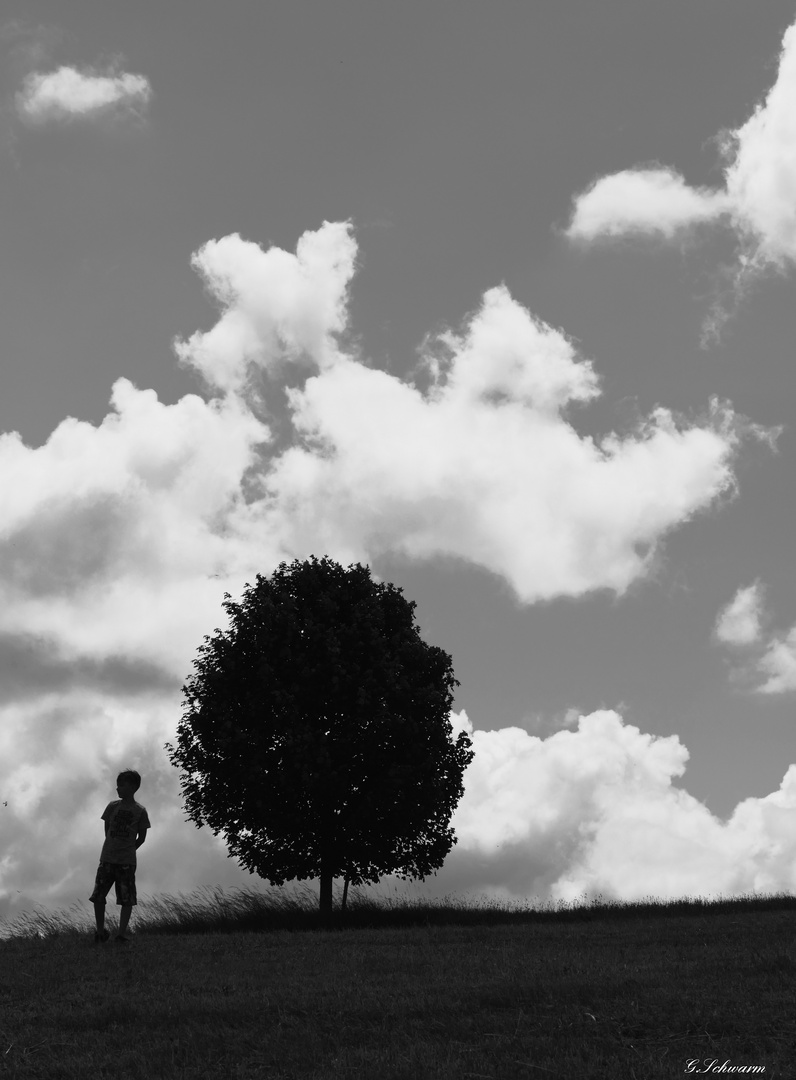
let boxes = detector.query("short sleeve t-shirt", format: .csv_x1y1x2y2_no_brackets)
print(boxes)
99,800,151,866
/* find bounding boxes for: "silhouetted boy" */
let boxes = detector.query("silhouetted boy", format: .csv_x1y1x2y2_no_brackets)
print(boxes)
89,769,150,944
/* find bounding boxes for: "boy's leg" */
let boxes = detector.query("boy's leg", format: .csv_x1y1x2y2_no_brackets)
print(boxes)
118,903,132,937
114,865,137,938
93,899,106,932
88,862,114,933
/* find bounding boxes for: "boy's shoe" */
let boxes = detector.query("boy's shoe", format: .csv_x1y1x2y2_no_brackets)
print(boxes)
114,934,131,944
94,929,110,944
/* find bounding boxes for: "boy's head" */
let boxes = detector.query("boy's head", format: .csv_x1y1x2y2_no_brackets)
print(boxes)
116,769,141,800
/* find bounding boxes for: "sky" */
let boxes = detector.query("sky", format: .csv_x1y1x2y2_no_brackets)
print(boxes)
1,0,796,931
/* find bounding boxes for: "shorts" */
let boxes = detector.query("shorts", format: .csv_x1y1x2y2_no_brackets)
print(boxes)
89,861,137,906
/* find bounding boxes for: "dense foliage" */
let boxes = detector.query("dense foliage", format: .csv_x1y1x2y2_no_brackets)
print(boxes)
165,556,474,912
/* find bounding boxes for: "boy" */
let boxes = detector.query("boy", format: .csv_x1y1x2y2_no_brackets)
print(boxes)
89,769,151,944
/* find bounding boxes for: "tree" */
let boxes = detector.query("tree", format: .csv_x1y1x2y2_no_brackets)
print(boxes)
164,555,474,922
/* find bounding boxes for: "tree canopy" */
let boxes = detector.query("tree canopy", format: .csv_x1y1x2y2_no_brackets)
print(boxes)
164,556,474,917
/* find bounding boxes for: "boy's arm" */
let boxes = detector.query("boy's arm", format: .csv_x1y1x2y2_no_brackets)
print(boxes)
135,826,148,850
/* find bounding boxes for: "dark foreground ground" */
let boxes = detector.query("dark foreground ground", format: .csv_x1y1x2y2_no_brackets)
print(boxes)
0,888,794,1078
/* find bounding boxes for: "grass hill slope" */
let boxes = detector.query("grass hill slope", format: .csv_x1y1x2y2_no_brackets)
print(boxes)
0,887,794,1078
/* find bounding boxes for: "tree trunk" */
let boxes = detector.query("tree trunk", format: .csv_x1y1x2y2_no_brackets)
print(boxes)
341,873,349,914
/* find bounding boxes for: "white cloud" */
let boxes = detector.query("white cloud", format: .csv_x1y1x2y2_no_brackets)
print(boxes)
0,221,761,676
713,581,796,694
15,64,152,125
715,581,765,646
179,223,767,604
755,631,796,693
0,379,275,677
175,223,357,395
566,168,729,243
723,22,796,268
564,19,796,335
265,360,751,604
431,709,796,905
0,220,779,929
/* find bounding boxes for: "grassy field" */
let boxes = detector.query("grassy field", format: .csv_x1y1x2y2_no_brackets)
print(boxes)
0,885,794,1079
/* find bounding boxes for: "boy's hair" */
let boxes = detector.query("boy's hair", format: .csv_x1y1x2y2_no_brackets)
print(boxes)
117,769,141,792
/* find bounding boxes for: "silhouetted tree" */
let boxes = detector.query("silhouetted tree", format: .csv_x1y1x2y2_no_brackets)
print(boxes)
165,556,474,923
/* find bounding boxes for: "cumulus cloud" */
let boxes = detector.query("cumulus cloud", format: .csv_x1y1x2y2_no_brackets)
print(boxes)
175,223,357,395
265,355,752,604
715,581,766,646
754,632,796,694
714,581,796,694
427,709,796,905
0,378,274,677
566,168,730,243
178,222,770,604
15,64,151,125
564,19,796,338
722,22,796,268
0,221,779,929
